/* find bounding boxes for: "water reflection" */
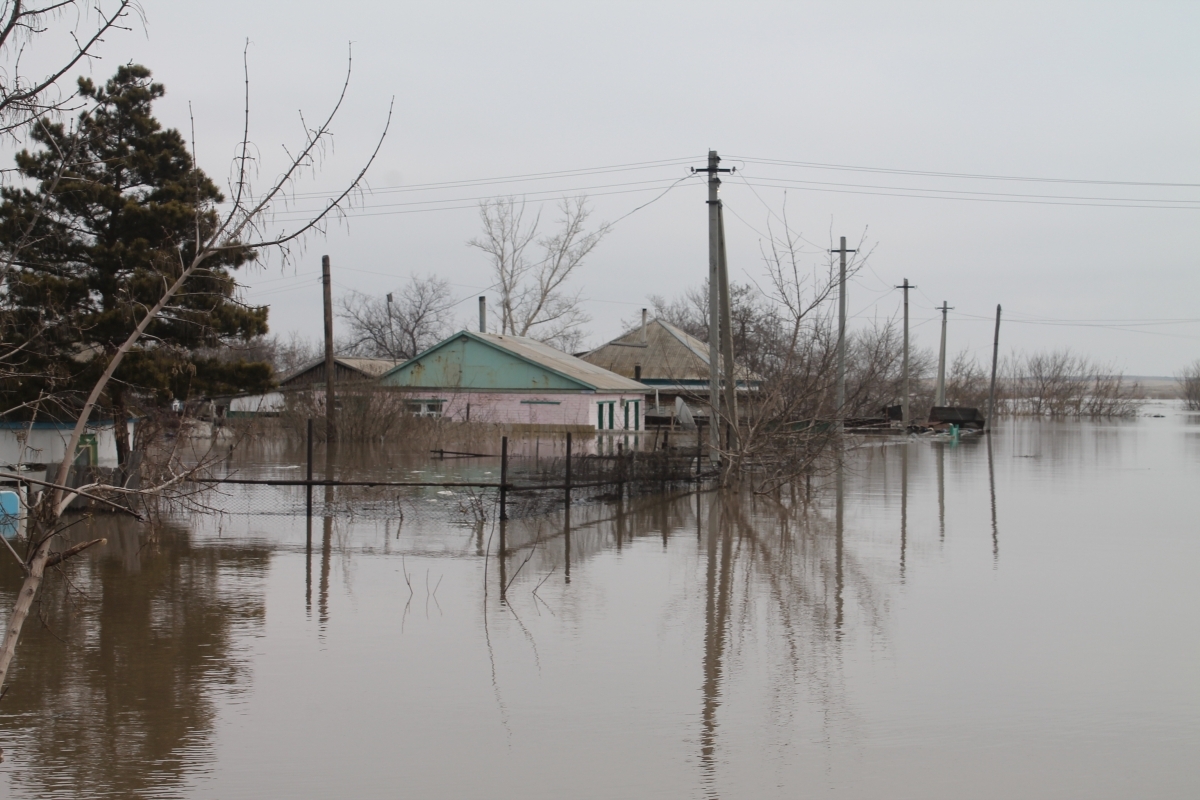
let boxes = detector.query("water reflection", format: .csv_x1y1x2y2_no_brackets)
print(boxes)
988,432,999,564
0,516,268,798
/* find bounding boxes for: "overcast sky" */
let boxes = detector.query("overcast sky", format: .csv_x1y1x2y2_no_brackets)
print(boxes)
60,1,1200,374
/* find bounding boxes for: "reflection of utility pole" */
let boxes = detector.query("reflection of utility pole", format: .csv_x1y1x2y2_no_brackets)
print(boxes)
896,279,917,429
835,456,845,638
830,237,856,430
900,443,909,583
935,301,952,407
692,151,732,463
987,430,999,564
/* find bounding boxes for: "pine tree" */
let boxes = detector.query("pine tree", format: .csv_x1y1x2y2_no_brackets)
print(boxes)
0,65,271,464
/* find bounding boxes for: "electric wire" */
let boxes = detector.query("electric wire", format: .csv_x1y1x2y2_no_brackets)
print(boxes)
729,155,1200,188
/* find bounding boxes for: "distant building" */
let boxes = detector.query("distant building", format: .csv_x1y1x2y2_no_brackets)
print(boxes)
0,419,134,469
219,356,400,418
580,319,759,419
379,331,648,431
278,356,398,389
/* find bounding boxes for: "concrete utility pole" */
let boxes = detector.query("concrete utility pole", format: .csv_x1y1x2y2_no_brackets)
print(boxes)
322,255,336,444
935,301,952,407
830,236,857,429
986,304,1002,433
693,150,731,461
896,278,916,430
478,296,487,333
717,203,737,451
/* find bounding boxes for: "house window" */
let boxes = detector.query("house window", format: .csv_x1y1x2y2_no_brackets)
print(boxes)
597,400,616,430
405,400,444,417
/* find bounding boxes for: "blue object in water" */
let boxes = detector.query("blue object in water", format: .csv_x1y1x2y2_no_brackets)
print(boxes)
0,489,19,538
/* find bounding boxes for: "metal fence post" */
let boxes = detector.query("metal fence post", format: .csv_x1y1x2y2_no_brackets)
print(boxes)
565,432,572,510
306,418,314,520
499,436,508,520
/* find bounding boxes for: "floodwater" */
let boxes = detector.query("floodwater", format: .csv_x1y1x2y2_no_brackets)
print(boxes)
1,406,1198,799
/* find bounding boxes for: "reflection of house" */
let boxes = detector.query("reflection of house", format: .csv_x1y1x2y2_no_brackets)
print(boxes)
580,319,759,418
379,331,648,431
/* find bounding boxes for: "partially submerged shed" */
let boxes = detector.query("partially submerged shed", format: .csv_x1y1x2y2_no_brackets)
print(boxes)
379,331,649,431
580,318,759,417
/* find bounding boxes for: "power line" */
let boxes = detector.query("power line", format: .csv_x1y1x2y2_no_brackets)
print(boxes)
736,176,1200,210
259,156,701,202
729,155,1200,189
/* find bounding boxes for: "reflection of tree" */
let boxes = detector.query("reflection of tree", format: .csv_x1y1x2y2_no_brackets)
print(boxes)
0,516,268,798
697,482,889,794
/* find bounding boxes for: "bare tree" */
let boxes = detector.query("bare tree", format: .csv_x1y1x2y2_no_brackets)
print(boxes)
468,195,608,351
0,45,392,695
337,274,452,361
1178,360,1200,411
0,1,136,140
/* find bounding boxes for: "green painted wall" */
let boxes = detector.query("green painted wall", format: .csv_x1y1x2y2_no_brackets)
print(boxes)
380,334,586,391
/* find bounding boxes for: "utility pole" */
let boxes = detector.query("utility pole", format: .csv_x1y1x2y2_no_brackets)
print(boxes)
717,203,737,451
986,304,1002,433
896,278,916,430
386,292,396,362
692,150,731,462
830,236,857,429
322,255,336,444
935,301,952,407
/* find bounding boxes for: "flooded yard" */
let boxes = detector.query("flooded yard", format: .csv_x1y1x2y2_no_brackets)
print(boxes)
1,407,1197,798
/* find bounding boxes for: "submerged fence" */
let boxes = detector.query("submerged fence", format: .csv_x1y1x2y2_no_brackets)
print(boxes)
202,424,716,523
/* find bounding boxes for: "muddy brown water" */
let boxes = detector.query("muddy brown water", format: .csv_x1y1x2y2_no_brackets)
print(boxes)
1,406,1197,799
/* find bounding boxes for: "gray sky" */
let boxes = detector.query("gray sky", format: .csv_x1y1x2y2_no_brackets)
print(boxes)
80,1,1200,373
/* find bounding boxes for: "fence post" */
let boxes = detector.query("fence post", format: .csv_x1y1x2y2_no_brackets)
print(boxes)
499,435,508,520
565,432,572,510
306,418,314,521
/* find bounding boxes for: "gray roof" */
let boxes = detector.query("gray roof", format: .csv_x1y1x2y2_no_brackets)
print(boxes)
581,319,757,384
469,331,648,392
279,356,398,386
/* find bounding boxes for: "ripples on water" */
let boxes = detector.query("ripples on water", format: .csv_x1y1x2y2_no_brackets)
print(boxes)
1,408,1198,799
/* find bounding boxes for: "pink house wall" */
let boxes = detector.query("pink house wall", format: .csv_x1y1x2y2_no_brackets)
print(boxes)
404,391,645,430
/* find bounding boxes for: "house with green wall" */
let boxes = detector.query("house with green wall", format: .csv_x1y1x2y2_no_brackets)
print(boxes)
379,331,649,431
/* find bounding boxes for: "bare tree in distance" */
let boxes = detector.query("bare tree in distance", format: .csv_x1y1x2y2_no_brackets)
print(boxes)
0,44,393,696
468,195,608,352
1178,360,1200,410
337,274,453,361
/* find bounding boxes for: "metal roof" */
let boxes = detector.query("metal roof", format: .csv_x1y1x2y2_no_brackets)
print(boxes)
580,319,757,384
382,331,648,392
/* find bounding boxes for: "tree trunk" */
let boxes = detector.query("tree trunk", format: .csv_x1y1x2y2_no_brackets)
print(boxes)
112,389,130,467
0,532,53,695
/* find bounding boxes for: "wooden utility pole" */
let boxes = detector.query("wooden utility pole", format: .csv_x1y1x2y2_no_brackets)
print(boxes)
935,301,952,407
692,150,731,462
896,278,916,429
717,203,737,451
830,237,857,429
986,304,1002,433
322,255,336,444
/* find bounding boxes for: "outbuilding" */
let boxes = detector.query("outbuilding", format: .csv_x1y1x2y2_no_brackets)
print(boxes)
379,331,648,432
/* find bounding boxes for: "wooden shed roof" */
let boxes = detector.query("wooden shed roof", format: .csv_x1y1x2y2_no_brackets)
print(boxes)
580,319,757,385
278,356,398,388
